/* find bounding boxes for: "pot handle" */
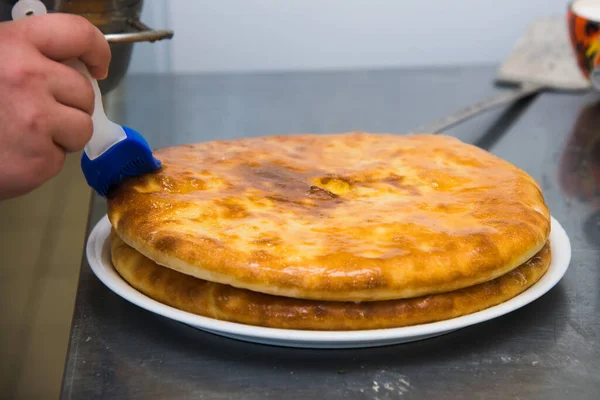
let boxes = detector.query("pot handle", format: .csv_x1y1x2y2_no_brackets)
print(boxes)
104,19,173,43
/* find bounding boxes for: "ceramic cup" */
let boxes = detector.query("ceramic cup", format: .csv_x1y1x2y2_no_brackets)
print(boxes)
568,0,600,89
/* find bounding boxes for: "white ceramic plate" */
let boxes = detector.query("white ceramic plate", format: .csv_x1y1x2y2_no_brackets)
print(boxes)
87,215,571,349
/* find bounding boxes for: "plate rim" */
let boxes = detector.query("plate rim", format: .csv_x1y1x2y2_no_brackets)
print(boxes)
87,215,571,345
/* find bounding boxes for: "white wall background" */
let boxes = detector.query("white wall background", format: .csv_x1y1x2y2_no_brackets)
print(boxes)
130,0,572,74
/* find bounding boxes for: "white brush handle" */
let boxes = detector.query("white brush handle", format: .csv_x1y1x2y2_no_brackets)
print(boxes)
12,0,126,160
11,0,46,19
63,59,127,159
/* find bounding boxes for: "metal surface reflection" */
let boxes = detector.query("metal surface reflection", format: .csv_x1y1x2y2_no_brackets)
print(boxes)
559,100,600,247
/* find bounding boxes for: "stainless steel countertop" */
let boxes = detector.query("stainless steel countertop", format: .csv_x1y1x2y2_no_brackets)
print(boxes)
61,66,600,399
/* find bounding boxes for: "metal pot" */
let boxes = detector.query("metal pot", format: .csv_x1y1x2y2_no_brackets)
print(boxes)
54,0,173,94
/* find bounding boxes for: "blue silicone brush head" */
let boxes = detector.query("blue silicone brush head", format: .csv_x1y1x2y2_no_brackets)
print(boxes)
81,126,162,197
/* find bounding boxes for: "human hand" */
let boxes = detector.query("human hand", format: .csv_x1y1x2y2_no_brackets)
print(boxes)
0,13,110,199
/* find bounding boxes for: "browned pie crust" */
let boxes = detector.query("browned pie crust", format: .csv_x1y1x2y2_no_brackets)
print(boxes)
108,133,550,301
111,232,551,331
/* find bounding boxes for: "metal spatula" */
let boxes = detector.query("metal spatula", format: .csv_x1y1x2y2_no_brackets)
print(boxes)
417,16,590,134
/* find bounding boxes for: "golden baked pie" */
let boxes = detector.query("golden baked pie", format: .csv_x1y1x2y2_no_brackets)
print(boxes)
110,232,551,331
108,133,550,301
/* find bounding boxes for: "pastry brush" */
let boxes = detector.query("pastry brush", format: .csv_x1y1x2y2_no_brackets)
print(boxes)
72,59,162,197
12,0,162,197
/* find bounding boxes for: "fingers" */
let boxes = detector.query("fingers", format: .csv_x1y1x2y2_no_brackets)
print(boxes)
42,144,67,181
51,103,93,152
47,60,95,115
23,14,111,80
